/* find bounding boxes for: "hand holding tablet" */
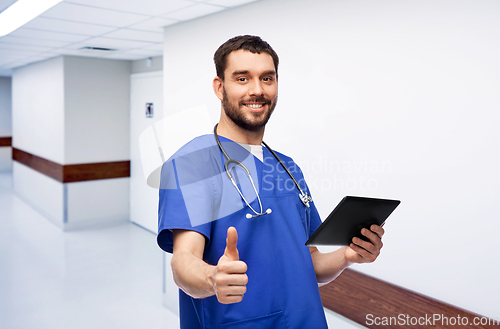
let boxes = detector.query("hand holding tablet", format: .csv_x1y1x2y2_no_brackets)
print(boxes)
306,196,400,246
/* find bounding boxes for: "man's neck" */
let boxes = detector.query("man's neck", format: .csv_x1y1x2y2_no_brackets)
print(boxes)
216,115,265,145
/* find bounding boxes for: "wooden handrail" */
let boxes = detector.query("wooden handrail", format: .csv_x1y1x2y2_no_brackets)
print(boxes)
320,268,498,328
12,148,129,183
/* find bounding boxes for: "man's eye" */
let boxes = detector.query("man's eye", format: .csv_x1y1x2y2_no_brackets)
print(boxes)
262,77,273,82
237,78,247,82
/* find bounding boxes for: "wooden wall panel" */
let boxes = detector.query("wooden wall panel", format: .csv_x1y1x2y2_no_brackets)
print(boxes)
13,148,63,181
0,137,12,147
63,161,130,183
12,148,129,183
320,268,498,328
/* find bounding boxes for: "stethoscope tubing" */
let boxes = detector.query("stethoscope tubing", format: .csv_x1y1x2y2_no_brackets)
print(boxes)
213,124,311,218
261,140,305,197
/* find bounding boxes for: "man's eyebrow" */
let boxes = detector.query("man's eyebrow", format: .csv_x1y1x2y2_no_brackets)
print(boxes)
232,70,249,76
261,70,277,76
231,70,277,76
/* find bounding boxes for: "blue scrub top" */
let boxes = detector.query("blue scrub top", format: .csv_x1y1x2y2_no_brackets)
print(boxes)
157,135,328,329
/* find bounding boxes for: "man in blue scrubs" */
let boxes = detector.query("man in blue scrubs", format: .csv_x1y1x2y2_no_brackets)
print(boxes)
157,35,385,328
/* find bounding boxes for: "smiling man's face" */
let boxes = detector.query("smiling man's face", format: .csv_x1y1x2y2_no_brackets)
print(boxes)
219,49,278,132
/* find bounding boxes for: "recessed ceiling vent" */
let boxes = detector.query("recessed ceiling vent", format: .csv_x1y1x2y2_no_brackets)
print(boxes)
78,46,117,54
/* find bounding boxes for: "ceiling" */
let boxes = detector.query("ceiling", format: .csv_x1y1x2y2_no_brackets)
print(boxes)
0,0,260,76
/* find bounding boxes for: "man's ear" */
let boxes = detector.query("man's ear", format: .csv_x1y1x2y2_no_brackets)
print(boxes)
213,76,224,101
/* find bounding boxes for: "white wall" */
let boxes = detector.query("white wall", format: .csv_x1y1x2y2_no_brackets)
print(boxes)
132,56,163,75
12,57,65,163
12,58,66,228
13,161,65,226
0,148,11,172
0,76,12,172
13,56,132,165
64,56,131,164
162,0,500,318
0,76,11,137
64,56,131,228
66,178,130,230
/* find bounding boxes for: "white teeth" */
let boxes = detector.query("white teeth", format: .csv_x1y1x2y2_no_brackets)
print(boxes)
246,104,263,108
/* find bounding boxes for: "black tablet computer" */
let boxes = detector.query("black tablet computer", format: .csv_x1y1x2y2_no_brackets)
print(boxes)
305,196,400,246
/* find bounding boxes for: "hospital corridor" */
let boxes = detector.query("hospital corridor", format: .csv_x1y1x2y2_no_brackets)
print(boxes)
1,0,499,328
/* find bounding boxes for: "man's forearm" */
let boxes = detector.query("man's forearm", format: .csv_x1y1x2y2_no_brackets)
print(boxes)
310,247,351,285
171,250,217,299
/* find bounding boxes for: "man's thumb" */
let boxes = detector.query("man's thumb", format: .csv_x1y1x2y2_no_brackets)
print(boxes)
225,226,239,261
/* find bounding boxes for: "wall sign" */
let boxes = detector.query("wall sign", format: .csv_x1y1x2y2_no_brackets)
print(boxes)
145,103,154,118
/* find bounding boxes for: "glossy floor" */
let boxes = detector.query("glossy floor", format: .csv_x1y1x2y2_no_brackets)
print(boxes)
0,173,179,329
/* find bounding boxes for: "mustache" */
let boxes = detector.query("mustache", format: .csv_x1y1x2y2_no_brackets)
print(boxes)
239,96,272,105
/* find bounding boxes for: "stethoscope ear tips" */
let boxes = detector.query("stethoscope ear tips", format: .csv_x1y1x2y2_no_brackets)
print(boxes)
266,208,272,214
246,213,252,219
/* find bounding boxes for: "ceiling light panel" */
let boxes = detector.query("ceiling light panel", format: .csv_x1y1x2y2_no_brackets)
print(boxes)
65,0,195,17
163,3,224,21
128,17,178,32
0,0,16,13
41,2,148,27
22,17,117,35
102,29,163,43
8,27,90,43
0,0,64,37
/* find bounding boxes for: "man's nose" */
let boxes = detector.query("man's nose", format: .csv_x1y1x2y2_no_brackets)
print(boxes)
248,79,264,96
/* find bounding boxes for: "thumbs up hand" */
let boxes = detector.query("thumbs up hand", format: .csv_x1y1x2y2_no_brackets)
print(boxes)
214,227,248,304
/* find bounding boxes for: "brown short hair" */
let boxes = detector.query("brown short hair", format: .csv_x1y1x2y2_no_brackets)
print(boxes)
214,35,279,80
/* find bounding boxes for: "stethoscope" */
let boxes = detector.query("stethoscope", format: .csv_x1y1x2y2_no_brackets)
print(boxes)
214,124,312,218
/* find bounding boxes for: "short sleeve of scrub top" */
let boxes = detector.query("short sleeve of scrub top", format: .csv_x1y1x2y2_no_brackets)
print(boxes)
157,135,223,253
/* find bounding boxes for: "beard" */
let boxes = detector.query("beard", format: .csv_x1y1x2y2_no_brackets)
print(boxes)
222,88,277,132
